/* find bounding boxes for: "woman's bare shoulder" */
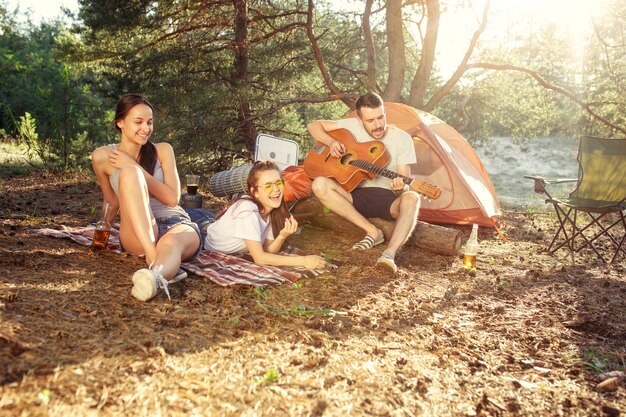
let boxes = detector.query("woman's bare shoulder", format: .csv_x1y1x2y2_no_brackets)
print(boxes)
91,144,114,163
155,142,175,163
155,142,173,151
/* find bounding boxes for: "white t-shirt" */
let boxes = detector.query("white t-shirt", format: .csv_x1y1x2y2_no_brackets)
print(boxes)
204,199,274,254
336,118,416,189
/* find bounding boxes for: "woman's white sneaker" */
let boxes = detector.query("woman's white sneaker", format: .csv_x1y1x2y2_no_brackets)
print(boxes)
131,265,171,301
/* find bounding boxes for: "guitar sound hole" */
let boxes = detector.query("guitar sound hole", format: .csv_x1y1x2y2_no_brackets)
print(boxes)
340,153,352,165
369,146,379,154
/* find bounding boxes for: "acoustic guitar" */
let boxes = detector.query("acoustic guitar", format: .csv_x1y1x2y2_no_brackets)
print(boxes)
303,128,441,200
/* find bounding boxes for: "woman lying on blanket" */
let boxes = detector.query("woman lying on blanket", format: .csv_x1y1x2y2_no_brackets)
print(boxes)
91,94,201,302
204,161,326,269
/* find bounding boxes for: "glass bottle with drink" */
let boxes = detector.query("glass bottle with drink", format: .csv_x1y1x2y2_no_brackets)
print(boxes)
91,202,113,251
462,224,479,269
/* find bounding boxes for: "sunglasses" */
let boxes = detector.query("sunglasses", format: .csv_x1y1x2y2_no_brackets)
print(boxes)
256,180,285,193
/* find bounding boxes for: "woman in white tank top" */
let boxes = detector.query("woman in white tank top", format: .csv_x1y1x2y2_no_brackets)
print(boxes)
91,94,201,302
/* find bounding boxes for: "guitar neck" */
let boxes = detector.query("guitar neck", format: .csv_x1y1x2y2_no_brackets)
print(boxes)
349,160,412,184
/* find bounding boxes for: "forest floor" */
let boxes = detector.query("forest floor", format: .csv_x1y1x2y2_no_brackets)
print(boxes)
0,169,625,417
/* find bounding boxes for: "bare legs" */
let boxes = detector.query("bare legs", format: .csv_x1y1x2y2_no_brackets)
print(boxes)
311,177,382,239
385,191,420,258
116,165,199,280
117,165,158,265
151,228,199,279
311,176,420,261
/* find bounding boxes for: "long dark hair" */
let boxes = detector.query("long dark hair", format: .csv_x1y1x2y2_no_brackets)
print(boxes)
114,94,158,175
217,161,291,237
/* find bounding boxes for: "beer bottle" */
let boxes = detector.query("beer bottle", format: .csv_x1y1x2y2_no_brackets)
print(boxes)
91,202,113,251
462,224,479,269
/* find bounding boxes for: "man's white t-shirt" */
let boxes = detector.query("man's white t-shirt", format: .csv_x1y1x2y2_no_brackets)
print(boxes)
204,199,274,254
335,118,416,189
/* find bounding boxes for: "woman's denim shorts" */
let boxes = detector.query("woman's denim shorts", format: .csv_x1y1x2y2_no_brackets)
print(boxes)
155,213,203,257
118,209,214,258
183,208,215,245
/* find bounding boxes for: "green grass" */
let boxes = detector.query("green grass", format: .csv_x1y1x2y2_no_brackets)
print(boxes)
582,348,625,374
0,140,42,179
249,287,269,300
272,304,347,317
0,163,32,178
262,370,279,384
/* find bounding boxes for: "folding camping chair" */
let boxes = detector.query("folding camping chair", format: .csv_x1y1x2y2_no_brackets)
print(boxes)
525,136,626,263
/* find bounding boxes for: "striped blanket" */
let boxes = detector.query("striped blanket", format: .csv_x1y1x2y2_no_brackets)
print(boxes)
32,225,335,287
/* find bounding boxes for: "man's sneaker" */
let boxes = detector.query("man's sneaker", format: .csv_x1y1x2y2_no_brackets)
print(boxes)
171,268,188,283
131,265,171,301
376,253,398,273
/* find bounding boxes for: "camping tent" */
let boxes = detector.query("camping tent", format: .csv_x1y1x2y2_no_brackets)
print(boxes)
344,102,502,228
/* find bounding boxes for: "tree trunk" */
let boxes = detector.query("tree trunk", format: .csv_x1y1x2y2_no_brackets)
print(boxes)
408,0,440,109
423,0,491,112
382,0,405,101
232,0,258,153
306,0,353,108
363,0,377,93
291,196,462,256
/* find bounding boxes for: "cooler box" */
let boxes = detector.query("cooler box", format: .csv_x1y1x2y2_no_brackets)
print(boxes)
255,134,299,170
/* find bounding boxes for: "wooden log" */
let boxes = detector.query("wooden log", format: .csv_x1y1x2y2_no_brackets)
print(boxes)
291,196,462,256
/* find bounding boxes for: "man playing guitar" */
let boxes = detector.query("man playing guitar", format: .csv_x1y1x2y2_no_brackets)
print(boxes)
307,92,419,273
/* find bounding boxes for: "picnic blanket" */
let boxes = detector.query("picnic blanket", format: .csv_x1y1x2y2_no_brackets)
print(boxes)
32,225,335,287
